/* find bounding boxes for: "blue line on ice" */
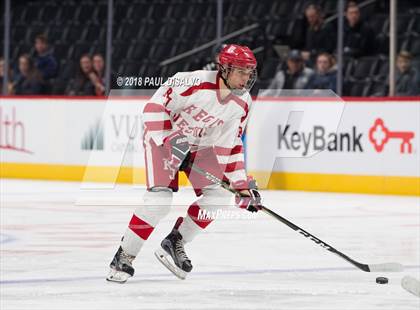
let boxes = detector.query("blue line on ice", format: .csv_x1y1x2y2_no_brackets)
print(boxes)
2,265,419,285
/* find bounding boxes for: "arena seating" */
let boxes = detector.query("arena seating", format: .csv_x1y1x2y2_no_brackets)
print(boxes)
1,0,419,96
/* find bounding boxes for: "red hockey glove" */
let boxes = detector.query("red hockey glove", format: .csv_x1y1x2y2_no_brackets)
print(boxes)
163,131,191,179
232,176,262,213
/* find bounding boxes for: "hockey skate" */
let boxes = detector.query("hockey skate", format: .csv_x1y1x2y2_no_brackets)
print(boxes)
106,246,135,283
155,218,193,280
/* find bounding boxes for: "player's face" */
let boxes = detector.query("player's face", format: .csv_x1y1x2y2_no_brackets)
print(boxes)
35,39,47,54
397,57,410,73
228,67,253,89
305,8,319,26
346,7,360,27
18,56,30,75
316,55,330,74
80,56,93,73
93,55,105,73
287,59,303,74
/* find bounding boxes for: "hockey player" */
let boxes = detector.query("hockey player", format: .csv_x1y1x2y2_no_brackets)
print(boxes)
107,44,263,282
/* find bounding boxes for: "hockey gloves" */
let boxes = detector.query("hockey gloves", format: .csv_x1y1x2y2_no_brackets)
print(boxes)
232,176,262,213
163,131,191,179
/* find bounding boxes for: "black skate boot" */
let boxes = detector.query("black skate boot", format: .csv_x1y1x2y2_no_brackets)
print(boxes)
154,217,192,279
106,246,135,283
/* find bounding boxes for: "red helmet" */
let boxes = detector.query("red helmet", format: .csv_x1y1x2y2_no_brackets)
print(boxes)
217,44,257,92
218,44,257,69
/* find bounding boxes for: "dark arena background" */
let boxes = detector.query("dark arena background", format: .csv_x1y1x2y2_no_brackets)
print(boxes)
2,0,419,95
1,1,419,309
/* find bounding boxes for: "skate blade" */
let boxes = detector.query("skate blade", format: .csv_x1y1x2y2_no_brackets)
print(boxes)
106,268,132,283
154,248,187,280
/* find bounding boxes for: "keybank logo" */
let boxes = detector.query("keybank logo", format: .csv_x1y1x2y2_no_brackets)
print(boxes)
278,125,363,156
369,118,414,154
81,120,104,150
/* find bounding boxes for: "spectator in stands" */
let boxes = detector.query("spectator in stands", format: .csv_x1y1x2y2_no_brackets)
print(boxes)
92,53,106,95
396,51,420,96
34,34,58,91
66,54,100,96
13,54,44,95
343,2,375,57
305,52,337,92
301,4,335,65
261,50,314,96
0,57,14,94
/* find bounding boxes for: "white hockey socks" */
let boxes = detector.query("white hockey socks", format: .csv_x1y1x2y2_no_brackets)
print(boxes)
178,187,232,243
121,188,173,257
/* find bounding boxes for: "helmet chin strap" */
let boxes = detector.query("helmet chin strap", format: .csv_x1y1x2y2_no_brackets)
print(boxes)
220,69,233,90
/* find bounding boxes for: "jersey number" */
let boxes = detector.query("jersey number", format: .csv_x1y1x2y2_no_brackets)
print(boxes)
163,88,173,106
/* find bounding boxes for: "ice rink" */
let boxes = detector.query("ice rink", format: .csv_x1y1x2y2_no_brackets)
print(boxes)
1,179,419,310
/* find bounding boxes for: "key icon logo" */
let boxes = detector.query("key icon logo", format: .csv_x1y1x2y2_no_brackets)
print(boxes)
369,118,414,153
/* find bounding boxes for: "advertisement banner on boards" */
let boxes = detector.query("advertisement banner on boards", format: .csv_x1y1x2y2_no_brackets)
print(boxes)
0,98,147,168
246,100,419,181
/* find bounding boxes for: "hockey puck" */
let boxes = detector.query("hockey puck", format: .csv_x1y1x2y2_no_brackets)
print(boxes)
376,277,389,284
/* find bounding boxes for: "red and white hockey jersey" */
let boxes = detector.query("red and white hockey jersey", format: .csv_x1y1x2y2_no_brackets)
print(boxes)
142,70,252,184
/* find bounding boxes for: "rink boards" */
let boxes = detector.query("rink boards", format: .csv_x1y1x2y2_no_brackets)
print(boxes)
0,96,419,195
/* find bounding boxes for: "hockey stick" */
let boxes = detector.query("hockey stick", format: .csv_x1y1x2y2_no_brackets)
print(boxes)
187,162,403,273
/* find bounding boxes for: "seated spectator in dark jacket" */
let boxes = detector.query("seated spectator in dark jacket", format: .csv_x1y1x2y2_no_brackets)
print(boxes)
305,53,337,92
92,53,106,95
261,50,314,96
13,54,44,95
66,54,100,96
302,4,335,65
34,34,58,82
0,57,14,94
343,3,375,57
396,51,420,96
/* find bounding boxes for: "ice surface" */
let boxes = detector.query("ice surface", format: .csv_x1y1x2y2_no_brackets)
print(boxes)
1,179,419,310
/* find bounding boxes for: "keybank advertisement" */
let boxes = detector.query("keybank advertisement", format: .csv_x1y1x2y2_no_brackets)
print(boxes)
1,98,419,181
246,101,419,177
